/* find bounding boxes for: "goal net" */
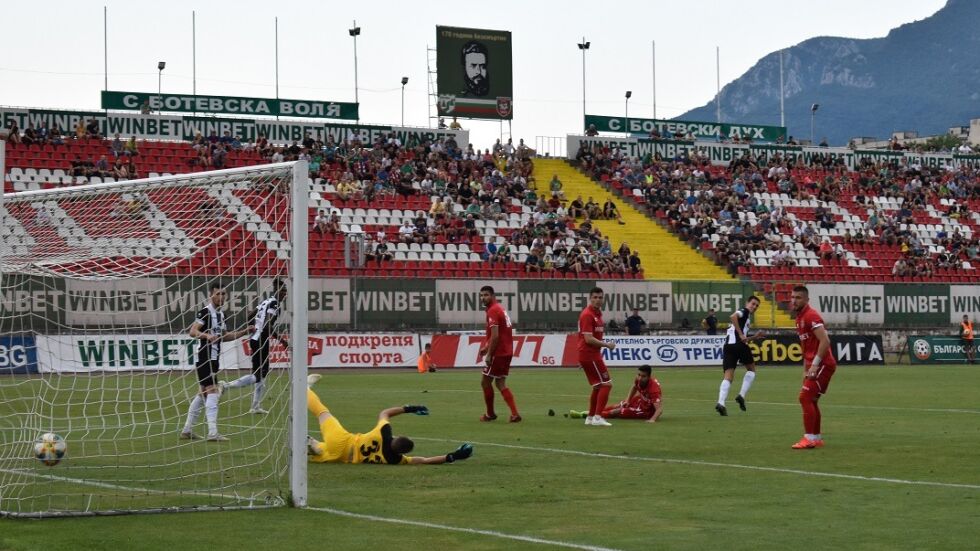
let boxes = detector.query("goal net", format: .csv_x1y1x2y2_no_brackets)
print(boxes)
0,146,308,517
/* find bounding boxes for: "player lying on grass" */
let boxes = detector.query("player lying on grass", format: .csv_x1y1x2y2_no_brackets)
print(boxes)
568,365,663,423
306,374,473,465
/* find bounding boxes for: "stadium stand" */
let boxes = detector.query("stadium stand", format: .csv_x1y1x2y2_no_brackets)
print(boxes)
536,158,793,328
573,141,979,304
2,133,644,280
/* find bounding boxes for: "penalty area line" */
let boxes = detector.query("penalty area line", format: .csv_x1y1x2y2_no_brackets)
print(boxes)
413,438,980,491
306,506,624,551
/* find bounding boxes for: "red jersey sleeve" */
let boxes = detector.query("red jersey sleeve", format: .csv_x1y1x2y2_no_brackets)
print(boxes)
486,306,503,329
649,379,663,401
579,310,595,335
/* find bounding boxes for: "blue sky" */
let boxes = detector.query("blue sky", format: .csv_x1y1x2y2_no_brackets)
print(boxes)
1,0,946,148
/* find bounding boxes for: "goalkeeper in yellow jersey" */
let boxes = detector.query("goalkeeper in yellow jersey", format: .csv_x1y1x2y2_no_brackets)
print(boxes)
306,374,473,465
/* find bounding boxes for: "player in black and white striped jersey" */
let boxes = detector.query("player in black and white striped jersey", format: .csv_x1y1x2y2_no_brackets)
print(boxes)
715,296,765,416
181,282,254,442
222,280,288,414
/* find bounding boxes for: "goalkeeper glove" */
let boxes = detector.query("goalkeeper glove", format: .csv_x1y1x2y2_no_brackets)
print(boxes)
403,405,429,415
445,443,473,463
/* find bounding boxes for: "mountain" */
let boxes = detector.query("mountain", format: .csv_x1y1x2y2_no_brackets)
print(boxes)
679,0,980,146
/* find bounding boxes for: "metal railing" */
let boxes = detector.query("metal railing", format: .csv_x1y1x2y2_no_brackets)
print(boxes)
535,136,566,158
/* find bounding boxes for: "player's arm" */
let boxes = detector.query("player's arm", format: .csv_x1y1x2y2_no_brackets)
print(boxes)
746,331,766,342
624,385,638,402
188,320,208,339
730,311,745,341
647,399,663,423
807,325,832,378
378,405,429,421
188,316,219,343
484,324,499,365
221,324,255,342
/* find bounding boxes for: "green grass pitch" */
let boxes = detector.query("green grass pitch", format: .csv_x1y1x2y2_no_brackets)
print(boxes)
1,365,979,550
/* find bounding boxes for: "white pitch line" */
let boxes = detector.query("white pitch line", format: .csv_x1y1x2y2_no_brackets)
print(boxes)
0,468,276,504
413,438,980,491
306,506,624,551
2,468,623,549
325,387,980,415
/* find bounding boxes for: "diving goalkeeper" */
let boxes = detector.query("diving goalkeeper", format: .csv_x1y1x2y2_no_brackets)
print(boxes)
306,375,473,465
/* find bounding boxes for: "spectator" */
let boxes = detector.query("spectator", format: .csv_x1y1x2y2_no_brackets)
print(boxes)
85,118,102,139
110,134,125,157
524,250,543,272
212,145,227,169
702,309,718,335
6,122,21,145
628,251,642,274
74,119,86,140
314,210,330,235
625,309,646,335
602,199,625,224
892,257,909,277
113,158,130,180
49,123,64,145
585,124,599,137
449,117,462,130
22,123,38,146
371,239,393,263
124,136,139,156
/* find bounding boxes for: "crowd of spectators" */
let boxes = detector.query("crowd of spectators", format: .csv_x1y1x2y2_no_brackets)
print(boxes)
265,129,641,275
575,140,980,278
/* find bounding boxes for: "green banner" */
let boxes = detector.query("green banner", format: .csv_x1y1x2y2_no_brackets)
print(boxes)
908,336,974,364
351,278,437,327
0,107,469,148
0,274,67,332
884,285,951,327
436,26,513,120
671,281,756,324
101,90,359,120
585,114,786,142
4,275,979,330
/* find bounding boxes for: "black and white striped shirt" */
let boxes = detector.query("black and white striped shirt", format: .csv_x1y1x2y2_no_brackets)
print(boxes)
249,296,280,344
725,307,751,345
194,303,226,362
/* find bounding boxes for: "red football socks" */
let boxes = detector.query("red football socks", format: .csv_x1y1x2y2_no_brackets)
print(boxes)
483,386,495,416
500,387,519,416
588,388,599,417
595,385,611,417
799,388,820,434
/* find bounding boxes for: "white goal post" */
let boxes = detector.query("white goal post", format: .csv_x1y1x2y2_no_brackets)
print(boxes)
0,140,308,517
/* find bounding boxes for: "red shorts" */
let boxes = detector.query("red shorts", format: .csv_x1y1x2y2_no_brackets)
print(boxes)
803,363,836,395
580,358,611,387
482,355,512,378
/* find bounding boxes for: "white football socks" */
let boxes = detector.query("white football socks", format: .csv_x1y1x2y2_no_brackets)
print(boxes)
739,371,756,398
205,393,220,435
718,379,731,406
252,380,266,410
183,395,204,432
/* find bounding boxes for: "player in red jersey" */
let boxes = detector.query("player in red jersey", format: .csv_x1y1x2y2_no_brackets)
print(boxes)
578,287,617,426
790,285,837,449
600,365,663,422
477,286,521,422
